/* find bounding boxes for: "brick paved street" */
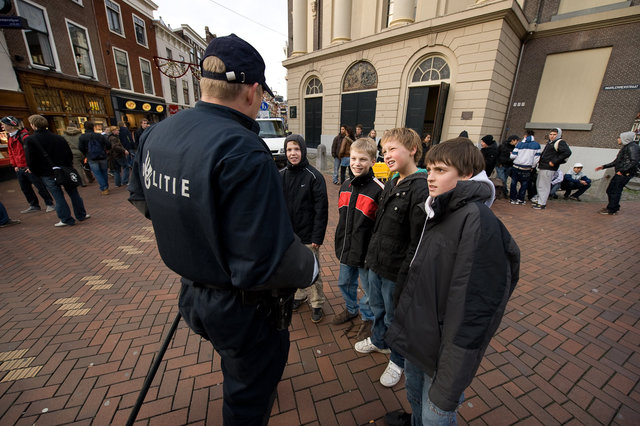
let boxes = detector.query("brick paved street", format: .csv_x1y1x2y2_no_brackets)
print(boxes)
0,174,638,425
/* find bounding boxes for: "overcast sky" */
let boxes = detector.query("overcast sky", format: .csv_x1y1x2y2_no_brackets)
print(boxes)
152,0,289,98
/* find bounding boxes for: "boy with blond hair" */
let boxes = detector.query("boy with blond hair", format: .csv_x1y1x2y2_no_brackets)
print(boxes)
355,128,428,388
385,137,520,425
333,138,384,340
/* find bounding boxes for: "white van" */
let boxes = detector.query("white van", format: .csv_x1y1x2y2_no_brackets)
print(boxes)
257,118,288,168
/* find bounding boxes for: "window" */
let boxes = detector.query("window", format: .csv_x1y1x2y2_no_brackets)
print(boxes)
140,58,154,94
411,57,450,83
113,48,132,90
342,61,378,92
530,48,612,127
66,21,94,78
16,0,56,68
182,80,190,104
70,0,83,5
169,79,178,103
105,0,123,35
305,78,323,96
165,48,173,60
192,75,200,101
133,15,147,46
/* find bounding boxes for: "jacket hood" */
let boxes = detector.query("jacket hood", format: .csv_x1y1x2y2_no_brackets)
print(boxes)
64,127,81,136
284,133,308,168
425,170,495,219
620,131,635,145
554,128,563,139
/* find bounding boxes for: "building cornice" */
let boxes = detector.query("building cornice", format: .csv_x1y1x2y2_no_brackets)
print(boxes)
283,0,528,69
528,5,640,39
122,0,158,20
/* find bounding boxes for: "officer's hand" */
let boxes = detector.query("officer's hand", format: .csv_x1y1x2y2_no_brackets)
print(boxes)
311,243,321,249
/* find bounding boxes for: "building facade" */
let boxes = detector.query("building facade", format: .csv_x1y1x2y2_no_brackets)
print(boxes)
284,0,640,171
1,0,113,136
153,21,205,114
94,0,165,128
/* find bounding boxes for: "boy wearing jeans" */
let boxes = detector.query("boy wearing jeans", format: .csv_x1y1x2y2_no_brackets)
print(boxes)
355,128,428,388
333,138,384,340
386,138,520,425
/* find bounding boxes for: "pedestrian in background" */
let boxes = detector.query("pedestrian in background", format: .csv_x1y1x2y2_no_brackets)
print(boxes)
63,122,91,187
79,121,111,195
596,131,640,215
2,116,55,213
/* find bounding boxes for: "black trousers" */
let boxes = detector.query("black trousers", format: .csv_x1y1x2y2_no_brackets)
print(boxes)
179,283,289,425
17,168,54,207
606,174,632,213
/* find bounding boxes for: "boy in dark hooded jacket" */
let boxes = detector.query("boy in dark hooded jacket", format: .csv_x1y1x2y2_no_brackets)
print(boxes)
385,137,520,425
280,134,329,322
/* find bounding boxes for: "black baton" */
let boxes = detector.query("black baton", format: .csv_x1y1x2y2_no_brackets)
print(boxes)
126,312,182,426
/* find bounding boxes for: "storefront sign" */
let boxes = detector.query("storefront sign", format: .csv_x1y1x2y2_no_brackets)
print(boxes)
142,103,151,111
115,96,165,114
169,105,179,115
125,100,136,110
156,105,164,113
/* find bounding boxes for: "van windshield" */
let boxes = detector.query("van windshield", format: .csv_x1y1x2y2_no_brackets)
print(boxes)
258,120,287,138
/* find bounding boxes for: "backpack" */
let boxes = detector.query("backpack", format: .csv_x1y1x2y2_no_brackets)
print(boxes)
87,134,106,161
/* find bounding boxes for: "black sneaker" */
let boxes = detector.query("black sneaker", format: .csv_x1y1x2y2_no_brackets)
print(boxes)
292,297,308,311
569,195,581,202
311,307,324,323
532,203,546,210
384,410,412,426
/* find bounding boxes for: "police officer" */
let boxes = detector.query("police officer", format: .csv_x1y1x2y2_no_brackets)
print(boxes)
128,34,317,425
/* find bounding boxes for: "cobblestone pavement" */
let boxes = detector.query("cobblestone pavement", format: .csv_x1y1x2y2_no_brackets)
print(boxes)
0,174,638,425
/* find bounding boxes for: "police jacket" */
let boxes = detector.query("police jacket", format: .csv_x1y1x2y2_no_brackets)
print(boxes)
280,137,328,246
128,101,315,291
386,179,520,412
24,129,73,177
335,169,384,267
602,141,640,176
538,139,571,171
364,171,428,285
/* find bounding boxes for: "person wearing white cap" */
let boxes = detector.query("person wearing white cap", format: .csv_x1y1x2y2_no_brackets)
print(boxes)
560,163,591,201
595,131,640,215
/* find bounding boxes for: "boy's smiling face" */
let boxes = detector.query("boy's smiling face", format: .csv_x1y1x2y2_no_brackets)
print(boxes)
286,141,302,165
426,162,471,197
350,148,374,177
383,139,416,177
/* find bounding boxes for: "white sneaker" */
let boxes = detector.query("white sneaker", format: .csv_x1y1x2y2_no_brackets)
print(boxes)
354,337,391,354
54,221,69,227
380,360,403,387
45,205,56,213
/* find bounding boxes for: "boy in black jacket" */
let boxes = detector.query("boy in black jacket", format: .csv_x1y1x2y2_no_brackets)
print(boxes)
281,134,329,322
385,138,520,425
333,138,384,339
355,128,428,388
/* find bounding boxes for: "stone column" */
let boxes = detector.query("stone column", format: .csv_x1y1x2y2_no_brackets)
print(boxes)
389,0,416,27
291,0,307,56
332,0,353,43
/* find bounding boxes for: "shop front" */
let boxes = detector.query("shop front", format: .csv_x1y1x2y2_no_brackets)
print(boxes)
16,70,113,135
112,92,167,132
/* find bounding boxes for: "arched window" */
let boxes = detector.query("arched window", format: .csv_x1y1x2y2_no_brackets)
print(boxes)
305,77,323,96
411,56,450,83
343,61,378,92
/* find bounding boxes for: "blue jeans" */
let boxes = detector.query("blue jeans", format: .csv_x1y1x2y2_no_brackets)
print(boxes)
0,201,9,225
606,174,632,213
367,270,404,367
337,264,374,321
495,166,511,196
405,360,463,426
112,157,130,186
509,168,531,202
17,168,54,207
89,159,109,191
333,157,340,183
42,176,87,225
